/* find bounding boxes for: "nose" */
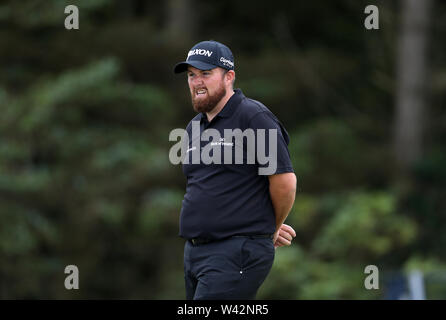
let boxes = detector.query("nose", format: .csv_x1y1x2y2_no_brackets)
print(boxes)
191,75,204,87
189,72,205,84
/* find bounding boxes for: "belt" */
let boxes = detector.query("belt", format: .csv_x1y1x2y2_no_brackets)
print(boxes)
189,234,273,246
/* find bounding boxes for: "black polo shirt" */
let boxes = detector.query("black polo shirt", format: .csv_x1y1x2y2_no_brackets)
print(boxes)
179,89,294,240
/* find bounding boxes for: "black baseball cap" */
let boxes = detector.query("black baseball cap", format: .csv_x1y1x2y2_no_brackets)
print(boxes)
174,40,235,74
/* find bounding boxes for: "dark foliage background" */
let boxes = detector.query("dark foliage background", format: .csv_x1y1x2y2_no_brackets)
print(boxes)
0,0,445,299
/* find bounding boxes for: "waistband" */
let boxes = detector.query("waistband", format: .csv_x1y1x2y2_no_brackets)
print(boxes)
189,234,273,246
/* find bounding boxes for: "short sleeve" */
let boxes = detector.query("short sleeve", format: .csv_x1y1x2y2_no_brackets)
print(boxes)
248,111,294,175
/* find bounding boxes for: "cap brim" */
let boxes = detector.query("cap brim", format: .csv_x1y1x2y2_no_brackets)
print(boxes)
173,60,216,74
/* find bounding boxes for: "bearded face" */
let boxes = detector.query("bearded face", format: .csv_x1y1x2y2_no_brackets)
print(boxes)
191,80,227,114
188,68,228,114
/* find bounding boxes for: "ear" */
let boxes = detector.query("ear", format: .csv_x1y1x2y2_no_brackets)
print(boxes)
225,70,235,84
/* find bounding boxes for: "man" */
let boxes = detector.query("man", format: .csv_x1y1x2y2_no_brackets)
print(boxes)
173,40,297,300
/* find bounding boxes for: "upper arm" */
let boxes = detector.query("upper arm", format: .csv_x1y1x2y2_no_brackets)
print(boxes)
268,172,297,191
248,111,294,175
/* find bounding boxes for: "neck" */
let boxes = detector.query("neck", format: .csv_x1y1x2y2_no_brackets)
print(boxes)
206,88,235,122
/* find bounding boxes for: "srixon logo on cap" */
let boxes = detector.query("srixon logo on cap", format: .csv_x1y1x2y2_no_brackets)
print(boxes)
187,49,213,59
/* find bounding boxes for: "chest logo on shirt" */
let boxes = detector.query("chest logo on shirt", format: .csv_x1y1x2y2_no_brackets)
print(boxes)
210,138,234,147
169,121,278,175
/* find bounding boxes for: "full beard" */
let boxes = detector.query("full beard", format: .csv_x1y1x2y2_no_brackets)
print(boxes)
191,83,227,114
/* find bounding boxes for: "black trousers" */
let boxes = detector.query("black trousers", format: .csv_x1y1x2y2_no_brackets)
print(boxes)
184,236,275,300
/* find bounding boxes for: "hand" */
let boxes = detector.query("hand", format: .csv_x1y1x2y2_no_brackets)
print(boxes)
274,224,296,248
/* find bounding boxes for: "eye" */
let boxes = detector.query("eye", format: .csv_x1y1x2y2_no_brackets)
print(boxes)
202,71,211,76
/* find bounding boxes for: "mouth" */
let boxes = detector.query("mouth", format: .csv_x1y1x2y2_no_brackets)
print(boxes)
195,88,207,96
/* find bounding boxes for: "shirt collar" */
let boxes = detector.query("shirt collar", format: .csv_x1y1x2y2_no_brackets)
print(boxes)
200,88,244,122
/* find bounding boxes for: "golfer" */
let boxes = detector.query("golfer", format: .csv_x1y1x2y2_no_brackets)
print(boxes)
174,40,297,300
